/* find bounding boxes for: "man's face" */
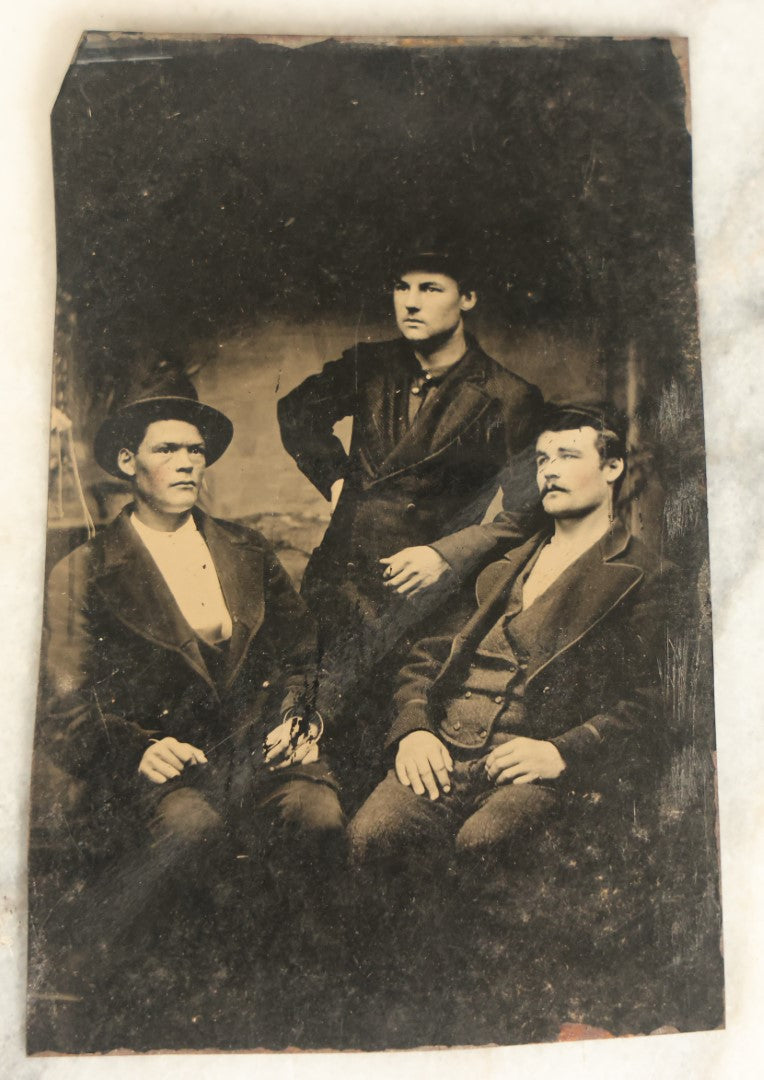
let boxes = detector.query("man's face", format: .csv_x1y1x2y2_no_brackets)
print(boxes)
118,419,206,517
535,427,624,519
393,271,476,343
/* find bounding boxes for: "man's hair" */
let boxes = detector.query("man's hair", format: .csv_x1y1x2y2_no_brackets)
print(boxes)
115,411,206,474
391,250,477,296
539,402,629,500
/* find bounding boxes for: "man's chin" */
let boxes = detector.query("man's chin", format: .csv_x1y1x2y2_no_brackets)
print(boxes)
398,325,430,341
163,492,198,513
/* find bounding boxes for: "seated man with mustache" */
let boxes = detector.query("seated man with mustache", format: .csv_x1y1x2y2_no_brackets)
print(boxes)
350,400,674,871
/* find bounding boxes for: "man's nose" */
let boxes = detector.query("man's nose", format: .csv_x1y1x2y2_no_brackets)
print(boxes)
176,451,195,470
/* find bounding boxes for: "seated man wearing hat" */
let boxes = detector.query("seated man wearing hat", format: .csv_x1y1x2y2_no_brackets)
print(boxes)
349,401,676,900
38,379,345,989
277,249,544,801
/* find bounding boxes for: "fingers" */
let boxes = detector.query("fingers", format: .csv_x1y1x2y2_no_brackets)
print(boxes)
145,757,182,782
162,738,208,766
264,733,292,764
141,766,170,784
441,745,454,772
395,753,447,799
153,744,186,770
391,574,425,596
485,752,519,780
407,763,427,797
495,763,534,786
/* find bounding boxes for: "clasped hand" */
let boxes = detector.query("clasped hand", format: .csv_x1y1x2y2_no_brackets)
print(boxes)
138,737,208,784
263,714,320,770
484,736,566,785
379,545,451,597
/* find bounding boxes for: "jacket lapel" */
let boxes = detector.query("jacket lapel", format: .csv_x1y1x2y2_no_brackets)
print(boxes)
437,533,546,679
513,526,644,687
374,344,495,480
439,521,643,687
94,509,216,691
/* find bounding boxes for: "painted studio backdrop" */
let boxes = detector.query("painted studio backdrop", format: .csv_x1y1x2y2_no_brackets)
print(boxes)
30,32,722,1054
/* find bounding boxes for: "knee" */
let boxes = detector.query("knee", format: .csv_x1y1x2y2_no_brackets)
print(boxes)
276,782,346,847
454,815,503,860
455,786,560,860
151,790,225,849
347,799,413,868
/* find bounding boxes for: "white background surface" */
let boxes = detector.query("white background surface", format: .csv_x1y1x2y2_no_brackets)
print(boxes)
2,1,762,1076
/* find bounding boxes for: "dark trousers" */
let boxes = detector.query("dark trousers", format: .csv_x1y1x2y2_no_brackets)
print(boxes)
342,758,562,1047
64,756,346,959
348,757,560,866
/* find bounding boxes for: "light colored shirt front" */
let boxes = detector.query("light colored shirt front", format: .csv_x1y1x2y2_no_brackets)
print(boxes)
130,513,233,645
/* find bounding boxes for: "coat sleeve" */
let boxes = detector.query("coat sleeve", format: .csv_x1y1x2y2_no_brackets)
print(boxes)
430,381,545,577
42,554,160,779
548,561,683,784
385,598,476,749
277,348,360,500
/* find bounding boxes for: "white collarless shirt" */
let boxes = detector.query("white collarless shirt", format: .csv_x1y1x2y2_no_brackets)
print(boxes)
130,513,233,646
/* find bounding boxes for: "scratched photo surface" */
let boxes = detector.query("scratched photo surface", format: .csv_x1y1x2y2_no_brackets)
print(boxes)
29,32,723,1054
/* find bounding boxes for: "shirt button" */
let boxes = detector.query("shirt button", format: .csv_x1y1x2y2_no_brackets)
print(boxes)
469,662,476,669
262,680,271,689
346,561,356,570
478,729,487,738
452,721,462,731
463,690,472,698
405,502,416,514
494,695,503,704
410,385,421,396
507,661,517,671
424,373,433,381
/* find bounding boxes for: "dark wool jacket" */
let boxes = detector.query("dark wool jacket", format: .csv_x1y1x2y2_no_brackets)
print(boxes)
41,507,320,786
389,521,682,791
277,336,544,616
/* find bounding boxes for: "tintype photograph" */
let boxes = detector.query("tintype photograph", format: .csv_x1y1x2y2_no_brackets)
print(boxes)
27,31,724,1054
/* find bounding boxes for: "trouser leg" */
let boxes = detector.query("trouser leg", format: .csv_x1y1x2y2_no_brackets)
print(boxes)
232,765,347,1047
347,768,463,1047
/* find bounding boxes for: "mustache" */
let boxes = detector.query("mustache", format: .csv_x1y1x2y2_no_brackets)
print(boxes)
541,483,568,496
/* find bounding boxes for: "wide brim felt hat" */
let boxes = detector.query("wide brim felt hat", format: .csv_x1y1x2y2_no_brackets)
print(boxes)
94,395,234,477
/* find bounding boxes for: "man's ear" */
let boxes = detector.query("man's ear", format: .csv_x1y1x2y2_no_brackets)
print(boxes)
117,448,136,478
604,457,625,486
459,290,477,313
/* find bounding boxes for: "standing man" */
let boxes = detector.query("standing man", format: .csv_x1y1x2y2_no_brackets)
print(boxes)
278,250,544,795
36,378,345,1011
